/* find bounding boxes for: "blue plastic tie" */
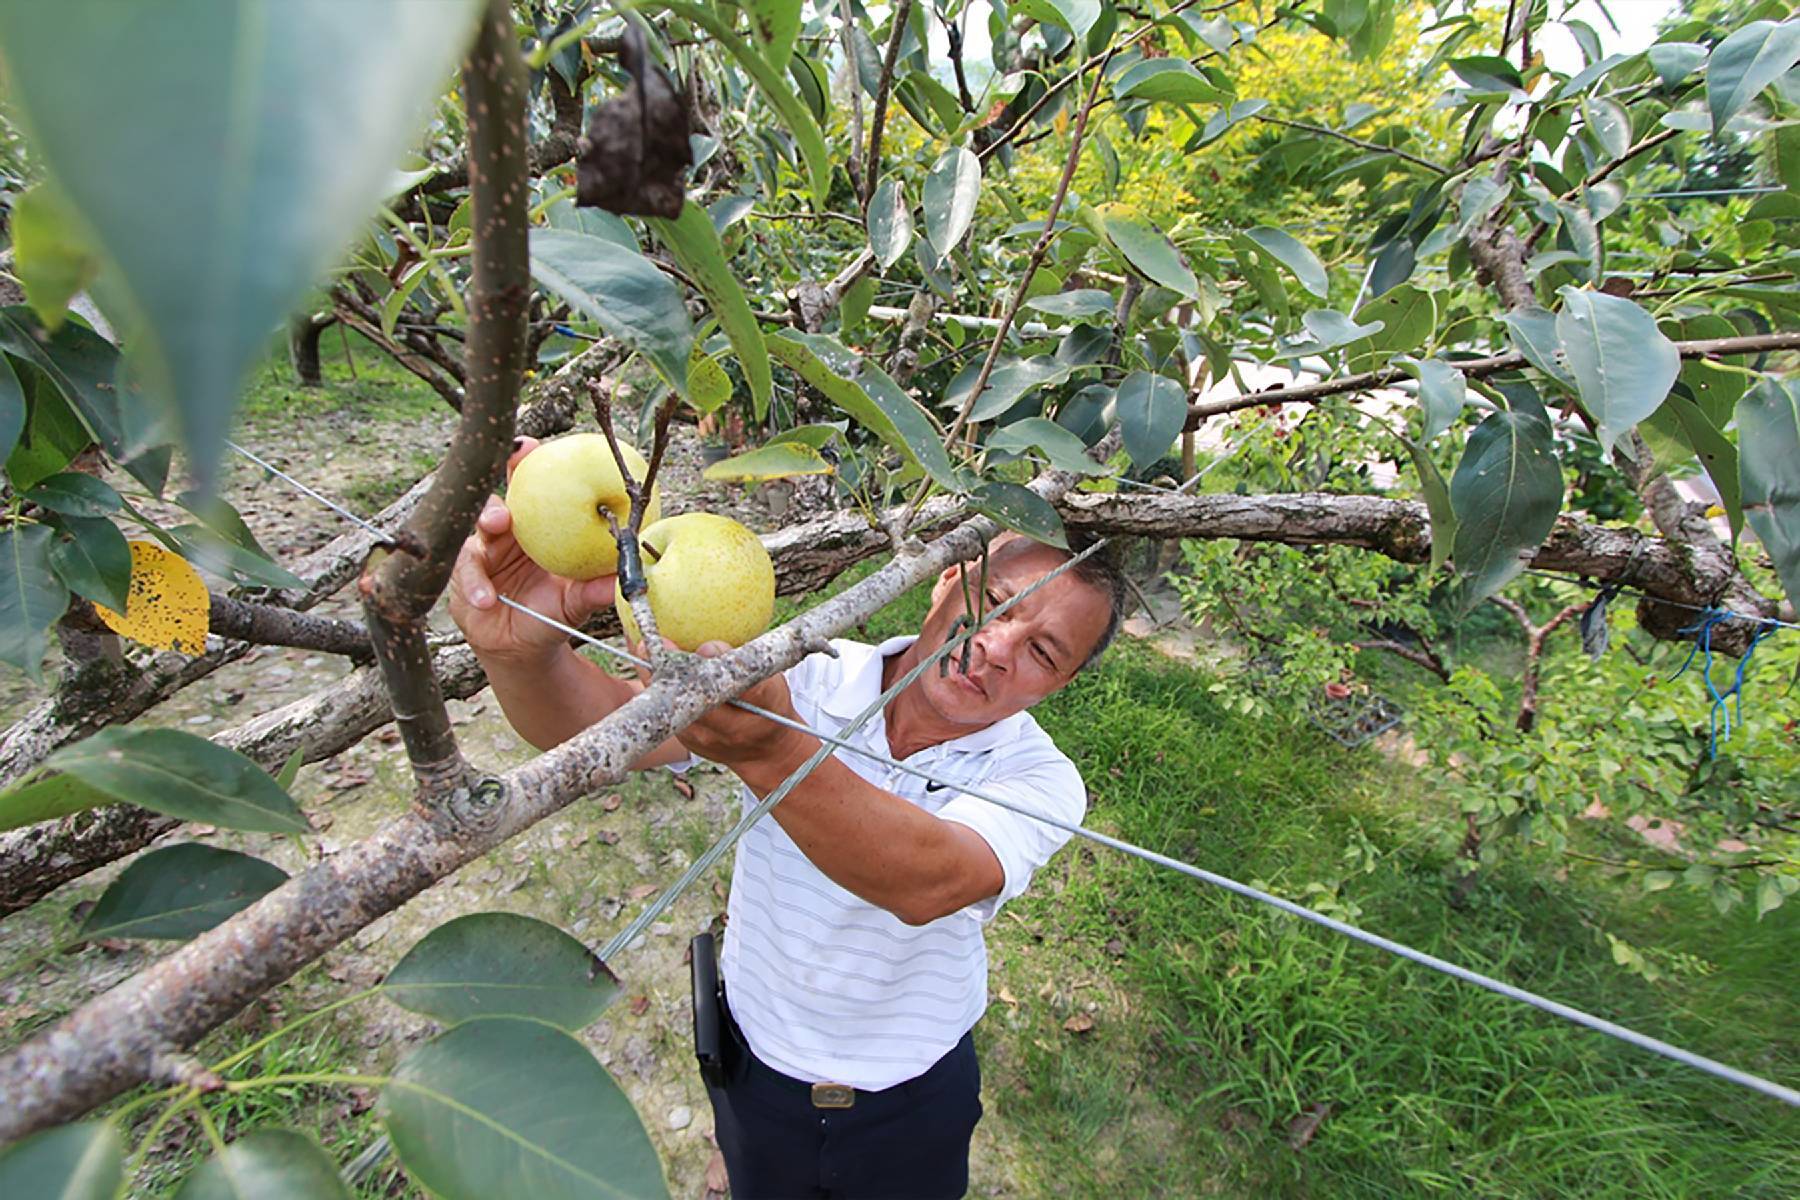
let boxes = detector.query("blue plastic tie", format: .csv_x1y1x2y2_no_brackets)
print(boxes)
1671,610,1778,758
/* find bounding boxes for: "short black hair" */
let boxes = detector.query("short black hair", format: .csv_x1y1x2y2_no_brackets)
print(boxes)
1062,534,1128,672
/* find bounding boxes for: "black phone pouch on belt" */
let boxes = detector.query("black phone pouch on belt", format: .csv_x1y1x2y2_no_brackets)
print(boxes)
690,931,726,1089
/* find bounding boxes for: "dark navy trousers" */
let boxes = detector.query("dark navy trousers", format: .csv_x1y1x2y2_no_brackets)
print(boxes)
704,989,983,1199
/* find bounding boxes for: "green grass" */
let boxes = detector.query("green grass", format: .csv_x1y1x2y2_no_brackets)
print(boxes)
240,328,448,426
983,640,1799,1198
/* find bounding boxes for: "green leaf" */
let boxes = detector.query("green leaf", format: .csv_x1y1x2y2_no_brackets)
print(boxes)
766,423,842,450
1103,213,1198,297
767,333,964,492
1113,59,1230,105
1405,357,1467,443
1401,436,1458,575
47,727,311,834
0,0,484,488
385,912,619,1031
707,194,755,236
1738,377,1800,608
840,276,875,335
1346,286,1436,371
788,54,829,123
703,443,835,482
1449,55,1525,94
543,199,640,252
81,843,287,941
49,516,133,613
923,147,982,262
382,1017,668,1200
0,772,112,833
160,524,306,591
1581,95,1631,160
0,1120,122,1200
3,367,91,493
10,184,100,331
529,228,695,399
656,2,828,203
173,1130,350,1200
741,0,802,69
946,358,1082,424
1290,309,1384,355
868,177,915,270
986,417,1108,476
1644,392,1742,543
0,353,23,467
1501,305,1576,389
971,482,1068,548
1648,42,1707,88
1450,399,1563,611
685,352,732,417
1706,19,1800,134
1756,875,1786,919
1026,289,1115,323
1243,227,1328,299
1555,288,1678,458
1642,869,1679,893
1114,372,1188,468
24,472,122,518
1456,176,1510,237
0,525,70,682
647,201,773,422
0,308,164,468
1016,0,1102,45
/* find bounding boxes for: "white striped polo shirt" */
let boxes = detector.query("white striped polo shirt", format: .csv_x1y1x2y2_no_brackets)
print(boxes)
719,635,1087,1090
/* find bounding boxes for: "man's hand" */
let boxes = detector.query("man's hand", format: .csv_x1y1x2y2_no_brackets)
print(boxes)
449,437,617,664
671,641,816,788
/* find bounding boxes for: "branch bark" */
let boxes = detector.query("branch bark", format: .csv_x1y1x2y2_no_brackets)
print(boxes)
1489,596,1585,731
863,0,915,208
358,0,528,798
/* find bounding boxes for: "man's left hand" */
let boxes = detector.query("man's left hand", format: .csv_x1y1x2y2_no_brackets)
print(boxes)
664,641,816,784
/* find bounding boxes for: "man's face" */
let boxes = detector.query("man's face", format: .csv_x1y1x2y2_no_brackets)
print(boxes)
910,539,1111,731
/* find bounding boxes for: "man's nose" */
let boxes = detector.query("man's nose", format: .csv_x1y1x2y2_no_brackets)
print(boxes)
971,620,1013,669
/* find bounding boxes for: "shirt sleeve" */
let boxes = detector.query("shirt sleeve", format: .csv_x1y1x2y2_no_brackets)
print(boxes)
934,751,1087,923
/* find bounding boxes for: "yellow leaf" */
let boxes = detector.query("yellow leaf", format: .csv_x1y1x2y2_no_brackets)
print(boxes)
95,541,210,655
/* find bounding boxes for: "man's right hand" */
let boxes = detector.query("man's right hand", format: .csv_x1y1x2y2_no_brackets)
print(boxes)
448,437,618,663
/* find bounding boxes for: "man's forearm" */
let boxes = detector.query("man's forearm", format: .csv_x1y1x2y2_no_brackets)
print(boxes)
735,741,1004,925
479,645,686,767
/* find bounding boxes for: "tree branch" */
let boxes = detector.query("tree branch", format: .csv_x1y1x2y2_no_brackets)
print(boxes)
329,286,466,412
863,0,915,208
359,0,528,798
206,595,373,663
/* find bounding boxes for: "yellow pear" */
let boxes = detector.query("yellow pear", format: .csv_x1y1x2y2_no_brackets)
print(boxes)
505,433,661,580
616,513,774,651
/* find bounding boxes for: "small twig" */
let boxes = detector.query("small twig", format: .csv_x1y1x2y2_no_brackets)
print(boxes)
1525,128,1681,250
1253,116,1449,175
864,0,915,208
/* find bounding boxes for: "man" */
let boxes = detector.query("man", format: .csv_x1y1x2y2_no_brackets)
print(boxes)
450,438,1126,1199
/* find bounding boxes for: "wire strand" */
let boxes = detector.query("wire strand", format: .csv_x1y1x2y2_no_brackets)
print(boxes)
226,441,392,542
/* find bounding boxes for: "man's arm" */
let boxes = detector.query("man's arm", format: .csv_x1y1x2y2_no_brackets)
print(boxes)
477,645,689,767
675,658,1004,926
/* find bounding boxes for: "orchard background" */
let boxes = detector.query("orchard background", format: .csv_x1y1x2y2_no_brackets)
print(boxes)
0,0,1796,1196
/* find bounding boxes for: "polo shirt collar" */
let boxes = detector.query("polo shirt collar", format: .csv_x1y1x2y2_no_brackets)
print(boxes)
817,635,1027,755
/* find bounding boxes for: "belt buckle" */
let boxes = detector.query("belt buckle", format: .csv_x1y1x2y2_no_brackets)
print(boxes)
811,1081,855,1109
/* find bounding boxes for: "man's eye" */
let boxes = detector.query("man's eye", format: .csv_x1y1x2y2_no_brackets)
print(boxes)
1033,644,1055,669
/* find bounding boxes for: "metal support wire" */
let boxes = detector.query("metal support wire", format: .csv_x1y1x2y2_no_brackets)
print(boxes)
502,596,1800,1108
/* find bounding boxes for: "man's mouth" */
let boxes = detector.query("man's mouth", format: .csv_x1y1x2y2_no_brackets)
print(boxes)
950,660,987,699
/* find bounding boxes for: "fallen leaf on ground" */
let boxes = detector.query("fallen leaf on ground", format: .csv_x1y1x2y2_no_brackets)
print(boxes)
1286,1102,1332,1150
630,995,650,1016
602,793,623,812
672,777,696,800
627,883,659,900
997,987,1019,1007
705,1150,730,1194
1063,1012,1095,1034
